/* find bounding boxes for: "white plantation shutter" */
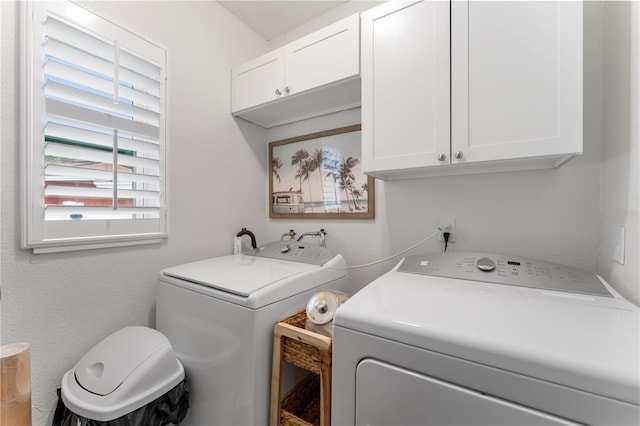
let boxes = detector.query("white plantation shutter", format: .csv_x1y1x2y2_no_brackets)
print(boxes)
22,1,168,252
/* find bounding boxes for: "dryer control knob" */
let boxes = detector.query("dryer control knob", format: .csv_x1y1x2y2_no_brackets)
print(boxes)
477,257,496,272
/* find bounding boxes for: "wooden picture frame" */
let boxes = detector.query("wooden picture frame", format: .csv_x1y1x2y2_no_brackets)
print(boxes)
269,124,374,219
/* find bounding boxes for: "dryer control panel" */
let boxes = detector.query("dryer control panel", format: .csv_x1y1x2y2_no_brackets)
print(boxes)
398,252,612,297
250,241,337,266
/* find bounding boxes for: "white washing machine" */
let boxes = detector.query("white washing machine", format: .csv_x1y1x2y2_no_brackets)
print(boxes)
333,252,639,426
156,241,348,426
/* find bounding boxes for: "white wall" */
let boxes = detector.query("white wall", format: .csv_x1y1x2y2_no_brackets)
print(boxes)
0,1,267,423
265,98,605,294
598,1,640,305
263,3,631,302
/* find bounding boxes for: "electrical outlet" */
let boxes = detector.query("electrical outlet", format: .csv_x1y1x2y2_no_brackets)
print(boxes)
439,218,456,243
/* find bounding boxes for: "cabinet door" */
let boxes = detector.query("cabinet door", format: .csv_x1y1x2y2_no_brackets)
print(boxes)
451,1,582,164
231,49,285,113
284,13,359,97
361,0,450,177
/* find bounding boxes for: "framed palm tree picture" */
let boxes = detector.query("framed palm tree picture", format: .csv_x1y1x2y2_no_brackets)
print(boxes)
269,124,374,219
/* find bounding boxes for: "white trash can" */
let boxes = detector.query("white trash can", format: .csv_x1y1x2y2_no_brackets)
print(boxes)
54,326,188,425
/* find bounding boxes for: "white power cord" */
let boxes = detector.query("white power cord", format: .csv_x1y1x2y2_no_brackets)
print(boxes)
347,229,441,270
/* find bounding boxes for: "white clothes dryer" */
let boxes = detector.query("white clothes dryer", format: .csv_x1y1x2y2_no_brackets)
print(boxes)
332,252,639,426
156,241,349,426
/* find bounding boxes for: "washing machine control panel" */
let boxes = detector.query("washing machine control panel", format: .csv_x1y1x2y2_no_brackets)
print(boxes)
250,241,337,266
398,252,612,297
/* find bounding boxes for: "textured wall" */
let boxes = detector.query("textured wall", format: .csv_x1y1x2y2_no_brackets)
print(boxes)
597,1,640,305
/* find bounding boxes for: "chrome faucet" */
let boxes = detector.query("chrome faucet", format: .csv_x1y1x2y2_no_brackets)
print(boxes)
296,229,327,247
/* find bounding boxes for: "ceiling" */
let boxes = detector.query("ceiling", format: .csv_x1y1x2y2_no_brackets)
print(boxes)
218,0,349,41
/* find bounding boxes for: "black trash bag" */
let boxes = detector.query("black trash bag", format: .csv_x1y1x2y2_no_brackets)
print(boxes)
52,380,189,426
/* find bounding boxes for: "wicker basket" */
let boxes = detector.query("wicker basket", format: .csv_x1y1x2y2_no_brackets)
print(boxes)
270,310,332,426
280,374,321,426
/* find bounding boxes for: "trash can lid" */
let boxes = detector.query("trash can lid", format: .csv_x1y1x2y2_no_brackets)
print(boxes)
61,326,185,421
74,326,174,396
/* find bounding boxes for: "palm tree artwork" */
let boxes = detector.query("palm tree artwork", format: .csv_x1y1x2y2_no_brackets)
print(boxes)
269,126,373,218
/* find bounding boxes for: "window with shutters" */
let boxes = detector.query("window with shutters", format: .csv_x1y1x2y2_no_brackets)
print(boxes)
21,1,168,252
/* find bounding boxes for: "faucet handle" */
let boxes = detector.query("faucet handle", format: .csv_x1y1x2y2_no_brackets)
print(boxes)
319,229,327,247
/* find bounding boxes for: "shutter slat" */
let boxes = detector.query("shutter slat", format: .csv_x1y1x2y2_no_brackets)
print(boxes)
45,59,112,96
46,16,113,61
45,38,113,79
117,154,160,174
119,84,160,113
46,163,114,181
119,49,161,82
45,80,160,126
45,120,159,156
45,121,114,150
117,171,160,185
118,135,160,157
46,141,114,164
45,205,160,220
47,98,160,139
44,186,113,207
45,80,132,119
45,185,112,199
117,188,160,202
119,68,161,98
46,165,160,187
46,185,160,203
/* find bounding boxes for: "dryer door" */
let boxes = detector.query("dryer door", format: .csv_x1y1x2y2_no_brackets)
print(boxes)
355,359,579,426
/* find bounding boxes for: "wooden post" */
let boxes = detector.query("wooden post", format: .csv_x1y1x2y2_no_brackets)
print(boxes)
1,343,32,426
269,329,284,426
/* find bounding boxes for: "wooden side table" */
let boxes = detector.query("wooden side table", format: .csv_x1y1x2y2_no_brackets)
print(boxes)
270,311,332,426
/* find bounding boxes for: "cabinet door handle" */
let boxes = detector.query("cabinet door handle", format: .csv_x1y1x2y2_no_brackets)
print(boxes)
437,153,447,162
454,151,464,160
284,86,290,94
275,89,282,96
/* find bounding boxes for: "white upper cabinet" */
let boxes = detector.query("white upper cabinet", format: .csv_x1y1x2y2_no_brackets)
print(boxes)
284,14,360,97
231,14,360,128
451,1,583,166
362,0,583,180
361,0,450,176
231,50,285,113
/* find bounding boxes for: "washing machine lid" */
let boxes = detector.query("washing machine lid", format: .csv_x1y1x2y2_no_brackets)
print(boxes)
335,256,640,406
160,254,318,297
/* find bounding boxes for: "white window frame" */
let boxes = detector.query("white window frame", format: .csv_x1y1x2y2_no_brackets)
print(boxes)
21,1,168,253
